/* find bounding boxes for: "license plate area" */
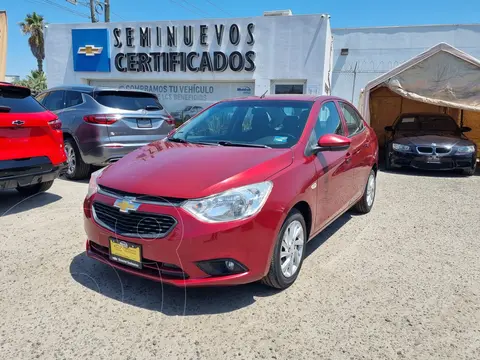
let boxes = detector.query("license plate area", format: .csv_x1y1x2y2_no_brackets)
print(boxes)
109,237,142,269
137,118,152,128
427,156,441,163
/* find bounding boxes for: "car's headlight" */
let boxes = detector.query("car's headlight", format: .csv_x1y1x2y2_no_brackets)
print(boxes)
456,145,475,154
182,181,273,223
392,143,410,152
86,166,108,199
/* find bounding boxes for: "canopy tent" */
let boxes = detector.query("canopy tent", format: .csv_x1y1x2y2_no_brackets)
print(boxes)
359,43,480,124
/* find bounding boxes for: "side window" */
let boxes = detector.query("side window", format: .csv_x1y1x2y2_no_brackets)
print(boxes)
43,91,65,111
65,91,84,108
313,101,345,139
339,102,364,136
36,92,48,105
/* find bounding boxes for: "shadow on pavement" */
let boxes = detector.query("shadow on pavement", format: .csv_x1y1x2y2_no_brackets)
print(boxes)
69,213,351,316
0,190,62,216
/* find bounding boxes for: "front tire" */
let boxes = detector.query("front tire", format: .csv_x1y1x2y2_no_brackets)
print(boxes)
16,180,54,196
353,169,376,214
262,209,307,289
463,161,477,176
384,149,392,170
64,138,91,180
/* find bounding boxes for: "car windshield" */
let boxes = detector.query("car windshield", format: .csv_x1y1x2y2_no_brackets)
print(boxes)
396,115,459,132
94,91,163,111
183,106,192,111
169,100,314,148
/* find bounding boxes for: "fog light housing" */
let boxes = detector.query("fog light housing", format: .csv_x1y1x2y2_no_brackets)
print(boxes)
196,259,248,276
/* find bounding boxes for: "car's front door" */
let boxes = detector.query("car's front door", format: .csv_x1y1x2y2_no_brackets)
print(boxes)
309,100,354,231
338,101,371,200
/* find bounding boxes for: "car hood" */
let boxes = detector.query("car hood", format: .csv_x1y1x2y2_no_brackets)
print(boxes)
98,140,293,199
393,133,473,147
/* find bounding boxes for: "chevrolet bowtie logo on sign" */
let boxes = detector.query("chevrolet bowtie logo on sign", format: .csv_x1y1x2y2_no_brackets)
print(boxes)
113,197,140,213
78,45,103,56
71,29,110,72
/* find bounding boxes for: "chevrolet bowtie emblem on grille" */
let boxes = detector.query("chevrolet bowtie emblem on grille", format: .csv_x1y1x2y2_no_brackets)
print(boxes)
113,197,140,213
12,120,25,126
77,45,103,56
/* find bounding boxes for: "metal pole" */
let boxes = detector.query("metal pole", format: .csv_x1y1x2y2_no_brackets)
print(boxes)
89,0,97,23
104,0,110,22
351,62,358,103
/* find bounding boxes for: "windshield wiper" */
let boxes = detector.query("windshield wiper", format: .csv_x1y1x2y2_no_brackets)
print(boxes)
217,141,271,149
0,106,11,113
167,137,218,146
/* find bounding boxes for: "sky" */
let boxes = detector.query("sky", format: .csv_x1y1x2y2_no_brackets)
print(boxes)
2,0,480,78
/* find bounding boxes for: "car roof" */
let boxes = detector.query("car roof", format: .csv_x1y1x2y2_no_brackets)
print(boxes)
399,112,453,117
39,85,155,95
219,94,347,102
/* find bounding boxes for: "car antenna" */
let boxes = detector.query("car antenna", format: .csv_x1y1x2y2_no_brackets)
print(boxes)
260,90,268,99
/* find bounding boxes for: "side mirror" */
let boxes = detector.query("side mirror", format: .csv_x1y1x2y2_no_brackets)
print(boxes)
461,126,472,133
313,134,351,153
384,125,394,132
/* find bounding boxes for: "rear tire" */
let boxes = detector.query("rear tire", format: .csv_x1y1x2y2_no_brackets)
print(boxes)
262,209,307,289
16,180,54,196
353,169,376,214
64,138,91,180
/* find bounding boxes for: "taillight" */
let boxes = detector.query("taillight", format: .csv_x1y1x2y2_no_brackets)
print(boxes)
165,114,175,126
83,114,120,125
48,118,62,130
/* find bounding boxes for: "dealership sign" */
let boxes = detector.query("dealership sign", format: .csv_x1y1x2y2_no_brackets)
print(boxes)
72,23,256,73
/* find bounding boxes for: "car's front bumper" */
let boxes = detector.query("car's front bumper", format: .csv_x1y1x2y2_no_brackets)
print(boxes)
389,151,476,171
0,157,67,190
83,192,284,287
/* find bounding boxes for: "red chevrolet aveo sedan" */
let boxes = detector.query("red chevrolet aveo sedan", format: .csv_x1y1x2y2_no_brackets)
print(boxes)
84,95,378,289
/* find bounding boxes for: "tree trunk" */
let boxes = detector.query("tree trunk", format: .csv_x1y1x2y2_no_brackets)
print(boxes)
37,58,43,73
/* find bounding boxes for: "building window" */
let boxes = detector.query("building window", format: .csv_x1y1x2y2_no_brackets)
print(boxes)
341,48,349,56
274,84,304,94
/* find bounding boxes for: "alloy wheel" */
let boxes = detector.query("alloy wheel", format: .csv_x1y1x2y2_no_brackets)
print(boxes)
366,172,376,207
65,143,76,175
280,220,305,278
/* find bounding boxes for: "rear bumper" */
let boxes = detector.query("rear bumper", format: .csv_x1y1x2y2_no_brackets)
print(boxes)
82,142,156,166
389,151,476,171
0,157,67,190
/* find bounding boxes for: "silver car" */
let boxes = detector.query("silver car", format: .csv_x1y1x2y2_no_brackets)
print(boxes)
36,85,175,179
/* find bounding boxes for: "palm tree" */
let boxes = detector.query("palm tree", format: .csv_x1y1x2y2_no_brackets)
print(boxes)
14,70,47,95
19,12,45,73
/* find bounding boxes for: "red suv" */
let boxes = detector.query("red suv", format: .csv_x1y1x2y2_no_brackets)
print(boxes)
84,95,378,289
0,83,66,195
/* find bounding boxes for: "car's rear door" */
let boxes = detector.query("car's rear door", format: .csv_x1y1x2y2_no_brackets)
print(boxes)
92,90,173,146
0,85,63,163
337,101,372,199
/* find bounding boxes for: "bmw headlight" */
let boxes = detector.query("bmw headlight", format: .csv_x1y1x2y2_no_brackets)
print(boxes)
182,181,273,223
456,145,475,154
392,143,410,152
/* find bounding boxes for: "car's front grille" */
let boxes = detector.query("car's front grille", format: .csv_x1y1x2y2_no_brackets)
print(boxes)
92,201,177,238
98,185,186,206
89,241,189,279
435,147,451,154
417,146,433,154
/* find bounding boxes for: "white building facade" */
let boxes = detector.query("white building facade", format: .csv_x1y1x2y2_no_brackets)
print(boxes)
330,24,480,107
45,13,332,114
